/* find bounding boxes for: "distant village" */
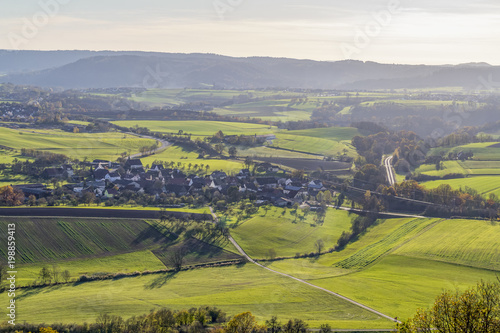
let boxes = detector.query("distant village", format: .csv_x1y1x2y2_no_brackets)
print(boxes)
13,157,333,208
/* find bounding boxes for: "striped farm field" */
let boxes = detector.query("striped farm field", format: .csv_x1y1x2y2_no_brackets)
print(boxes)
422,176,500,198
267,218,439,280
0,127,155,160
0,218,173,263
393,219,500,270
459,160,500,175
333,218,439,270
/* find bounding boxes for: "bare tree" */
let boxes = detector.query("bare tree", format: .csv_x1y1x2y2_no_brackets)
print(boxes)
167,246,187,271
314,239,324,255
52,264,60,283
61,270,71,283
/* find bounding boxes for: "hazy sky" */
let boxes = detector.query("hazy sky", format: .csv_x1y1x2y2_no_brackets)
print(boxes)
2,0,500,64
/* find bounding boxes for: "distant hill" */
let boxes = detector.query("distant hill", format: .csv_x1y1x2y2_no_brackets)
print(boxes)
0,50,498,90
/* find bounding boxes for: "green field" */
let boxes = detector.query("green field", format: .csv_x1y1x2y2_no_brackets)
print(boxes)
394,219,500,270
112,120,277,136
284,127,361,141
230,208,352,259
421,176,500,198
0,127,155,160
429,142,500,161
15,250,167,286
266,218,439,280
140,144,244,173
413,160,468,177
263,217,500,320
129,89,299,107
313,255,499,320
272,133,356,157
3,265,391,329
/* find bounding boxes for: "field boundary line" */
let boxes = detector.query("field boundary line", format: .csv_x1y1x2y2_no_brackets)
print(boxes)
209,207,400,324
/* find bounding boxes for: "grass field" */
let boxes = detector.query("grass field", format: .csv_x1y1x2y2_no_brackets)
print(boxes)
394,219,500,270
2,265,391,329
129,89,299,107
230,208,352,259
112,120,277,136
421,176,500,198
313,255,499,320
15,250,167,286
264,217,500,320
0,127,155,160
284,127,361,141
429,142,500,161
413,161,468,177
140,144,244,174
271,134,356,157
266,218,439,280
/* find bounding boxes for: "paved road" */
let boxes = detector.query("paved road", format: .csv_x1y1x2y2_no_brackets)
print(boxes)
208,208,400,324
384,156,396,186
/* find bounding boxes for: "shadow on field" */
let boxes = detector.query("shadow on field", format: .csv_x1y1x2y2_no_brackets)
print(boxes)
16,284,63,301
144,271,178,289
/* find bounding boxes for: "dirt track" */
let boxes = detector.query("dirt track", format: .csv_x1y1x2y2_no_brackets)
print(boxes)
0,207,212,221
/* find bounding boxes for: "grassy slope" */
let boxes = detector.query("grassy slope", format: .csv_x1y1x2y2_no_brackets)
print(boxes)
393,219,500,270
140,144,244,174
313,255,499,320
0,128,155,160
429,142,500,161
266,218,439,280
112,120,276,136
3,265,391,329
16,250,167,286
231,208,352,259
266,217,500,320
421,176,500,198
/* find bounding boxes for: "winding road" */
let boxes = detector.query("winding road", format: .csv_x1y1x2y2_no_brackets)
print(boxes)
208,207,400,324
384,156,396,186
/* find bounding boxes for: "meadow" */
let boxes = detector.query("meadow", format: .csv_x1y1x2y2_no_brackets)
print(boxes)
140,144,244,174
429,142,500,161
263,217,500,320
271,133,356,157
3,264,391,329
230,208,352,259
421,176,500,198
0,127,155,160
112,120,277,136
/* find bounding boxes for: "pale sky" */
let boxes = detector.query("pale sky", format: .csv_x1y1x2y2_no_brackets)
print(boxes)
2,0,500,65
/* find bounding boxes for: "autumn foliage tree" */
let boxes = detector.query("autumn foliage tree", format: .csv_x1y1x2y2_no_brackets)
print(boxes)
398,280,500,333
0,185,24,206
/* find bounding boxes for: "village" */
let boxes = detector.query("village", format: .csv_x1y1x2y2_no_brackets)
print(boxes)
12,157,334,209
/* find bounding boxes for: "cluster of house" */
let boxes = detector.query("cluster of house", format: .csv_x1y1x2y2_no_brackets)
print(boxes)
30,158,332,207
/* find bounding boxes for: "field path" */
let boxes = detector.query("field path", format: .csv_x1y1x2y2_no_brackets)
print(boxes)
209,207,400,324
